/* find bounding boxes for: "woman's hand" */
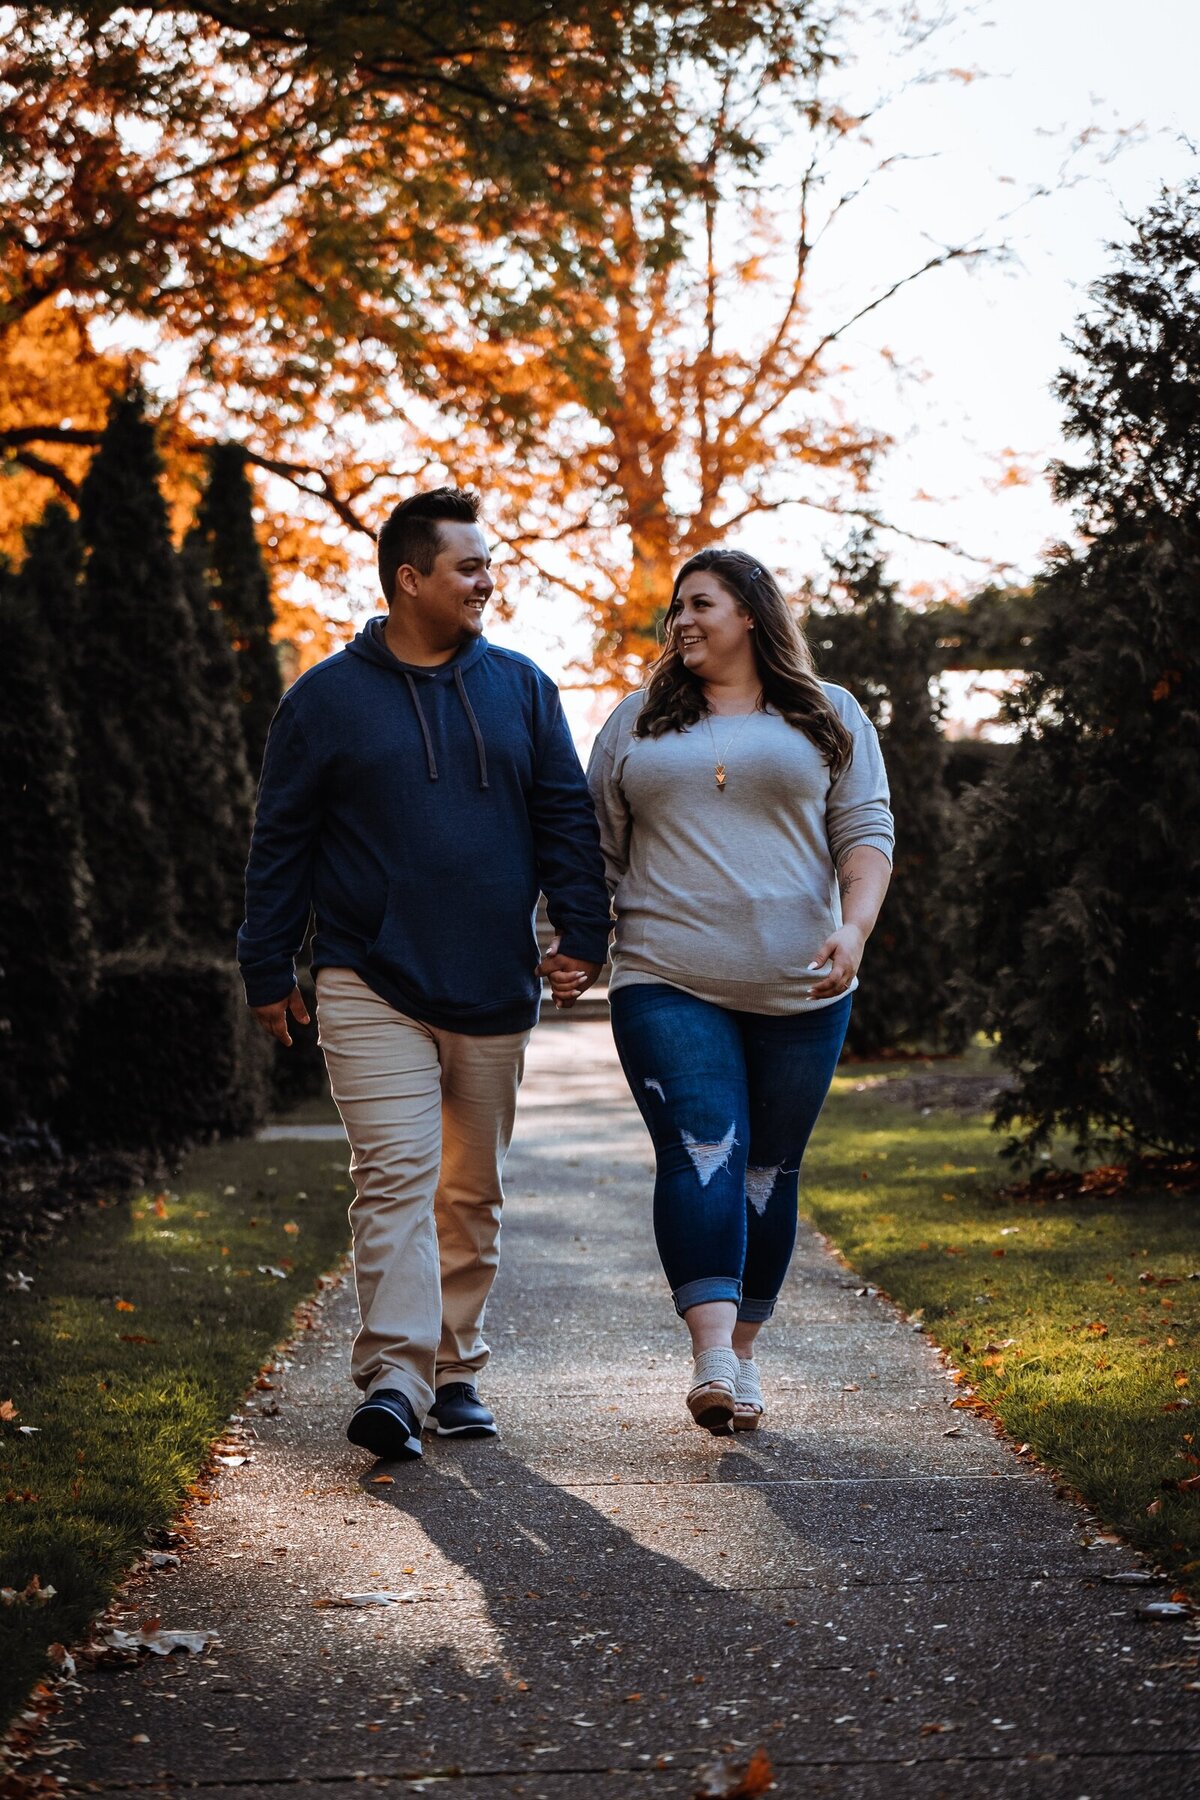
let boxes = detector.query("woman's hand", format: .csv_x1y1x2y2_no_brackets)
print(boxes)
806,923,865,1000
536,936,603,1010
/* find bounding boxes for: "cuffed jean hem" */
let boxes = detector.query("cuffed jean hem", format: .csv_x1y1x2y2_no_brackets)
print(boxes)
736,1296,778,1324
674,1276,742,1317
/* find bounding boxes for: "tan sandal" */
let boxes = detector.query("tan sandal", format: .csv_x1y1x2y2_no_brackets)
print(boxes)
686,1348,739,1434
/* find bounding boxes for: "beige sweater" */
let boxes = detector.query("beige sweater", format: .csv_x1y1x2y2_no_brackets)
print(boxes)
586,685,894,1014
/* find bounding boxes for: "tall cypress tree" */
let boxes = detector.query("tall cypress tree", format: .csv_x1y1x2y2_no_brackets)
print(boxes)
72,398,177,949
188,444,280,779
0,543,95,1131
954,180,1200,1159
76,389,240,950
807,533,959,1055
180,533,255,940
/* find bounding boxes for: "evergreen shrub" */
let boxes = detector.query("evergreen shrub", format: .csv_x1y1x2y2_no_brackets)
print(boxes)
954,179,1200,1158
63,951,272,1153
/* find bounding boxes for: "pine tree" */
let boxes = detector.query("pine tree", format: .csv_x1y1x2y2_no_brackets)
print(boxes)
180,535,256,941
188,444,280,778
0,543,95,1131
954,179,1200,1159
807,533,959,1056
75,390,243,950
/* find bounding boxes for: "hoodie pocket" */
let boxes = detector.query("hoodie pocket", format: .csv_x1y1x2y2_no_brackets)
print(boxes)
367,875,538,1012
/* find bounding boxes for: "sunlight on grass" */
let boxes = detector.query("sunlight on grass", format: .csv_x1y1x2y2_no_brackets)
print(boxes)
0,1131,351,1726
803,1063,1200,1596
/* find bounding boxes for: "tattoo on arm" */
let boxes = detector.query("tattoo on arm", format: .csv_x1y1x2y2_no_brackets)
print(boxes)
839,867,860,902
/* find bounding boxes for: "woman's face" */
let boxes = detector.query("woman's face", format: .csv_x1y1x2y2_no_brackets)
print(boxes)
670,571,756,680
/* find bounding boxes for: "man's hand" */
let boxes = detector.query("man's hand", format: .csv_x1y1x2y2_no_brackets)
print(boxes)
536,936,603,1011
251,986,311,1046
806,923,865,1000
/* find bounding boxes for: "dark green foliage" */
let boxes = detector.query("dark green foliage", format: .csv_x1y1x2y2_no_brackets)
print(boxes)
63,950,272,1153
180,532,255,942
76,391,249,949
943,738,1013,798
74,394,184,948
186,445,281,780
808,534,962,1057
923,584,1041,671
0,549,95,1132
954,179,1200,1158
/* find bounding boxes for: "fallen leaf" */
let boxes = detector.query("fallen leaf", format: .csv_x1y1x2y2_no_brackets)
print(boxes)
119,1334,157,1345
692,1746,774,1797
0,1400,17,1422
1139,1601,1190,1620
942,1426,963,1438
114,1299,136,1313
1102,1571,1161,1585
5,1271,33,1291
47,1643,76,1678
17,1426,39,1436
257,1265,289,1279
313,1590,417,1609
283,1221,300,1235
370,1473,394,1485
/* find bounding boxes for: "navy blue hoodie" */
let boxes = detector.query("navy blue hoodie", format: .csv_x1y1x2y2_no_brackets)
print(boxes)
238,622,612,1034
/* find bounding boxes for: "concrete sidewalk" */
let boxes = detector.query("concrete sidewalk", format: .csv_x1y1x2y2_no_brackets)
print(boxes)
46,1023,1199,1796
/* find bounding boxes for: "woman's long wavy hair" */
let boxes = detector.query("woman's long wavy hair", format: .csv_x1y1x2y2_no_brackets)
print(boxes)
634,547,853,777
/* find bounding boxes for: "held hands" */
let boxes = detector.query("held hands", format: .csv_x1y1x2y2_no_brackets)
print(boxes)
251,985,311,1047
806,923,865,1001
537,936,602,1011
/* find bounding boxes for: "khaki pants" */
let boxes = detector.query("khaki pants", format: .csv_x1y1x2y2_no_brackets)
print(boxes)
316,967,529,1419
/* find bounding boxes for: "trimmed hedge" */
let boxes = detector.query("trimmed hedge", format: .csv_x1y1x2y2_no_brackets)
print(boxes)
62,951,272,1153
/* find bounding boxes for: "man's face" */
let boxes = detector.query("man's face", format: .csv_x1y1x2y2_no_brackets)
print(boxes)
394,521,494,648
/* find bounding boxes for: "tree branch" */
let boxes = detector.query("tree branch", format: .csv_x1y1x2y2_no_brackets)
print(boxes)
5,448,81,502
717,492,1007,568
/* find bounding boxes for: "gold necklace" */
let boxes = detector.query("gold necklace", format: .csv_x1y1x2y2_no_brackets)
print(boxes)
702,705,758,791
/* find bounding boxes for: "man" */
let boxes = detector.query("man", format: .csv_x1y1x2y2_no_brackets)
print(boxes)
239,487,609,1461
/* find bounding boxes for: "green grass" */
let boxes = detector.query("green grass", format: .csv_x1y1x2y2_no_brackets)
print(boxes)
0,1126,351,1727
802,1057,1200,1595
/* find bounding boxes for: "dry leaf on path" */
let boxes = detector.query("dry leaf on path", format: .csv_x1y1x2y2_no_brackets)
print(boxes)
692,1747,775,1797
0,1400,17,1422
313,1590,418,1609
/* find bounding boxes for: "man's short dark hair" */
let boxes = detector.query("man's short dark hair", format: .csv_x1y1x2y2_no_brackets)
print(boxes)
377,487,482,603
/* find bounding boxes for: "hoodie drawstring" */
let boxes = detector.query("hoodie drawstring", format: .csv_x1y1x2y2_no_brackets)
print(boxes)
454,666,490,791
404,673,439,781
403,667,490,790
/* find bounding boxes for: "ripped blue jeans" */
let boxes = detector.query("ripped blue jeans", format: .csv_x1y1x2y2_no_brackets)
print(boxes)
609,983,852,1321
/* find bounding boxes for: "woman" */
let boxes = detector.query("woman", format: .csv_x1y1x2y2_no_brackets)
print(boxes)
584,548,893,1434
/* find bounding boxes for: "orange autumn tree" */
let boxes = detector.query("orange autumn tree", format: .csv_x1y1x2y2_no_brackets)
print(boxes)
373,28,996,682
0,5,822,581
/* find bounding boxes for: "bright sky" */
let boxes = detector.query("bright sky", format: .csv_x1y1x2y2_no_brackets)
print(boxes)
485,0,1200,742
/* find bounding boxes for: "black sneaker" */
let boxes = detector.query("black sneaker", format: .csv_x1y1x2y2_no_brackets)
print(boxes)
428,1382,498,1438
346,1388,423,1460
